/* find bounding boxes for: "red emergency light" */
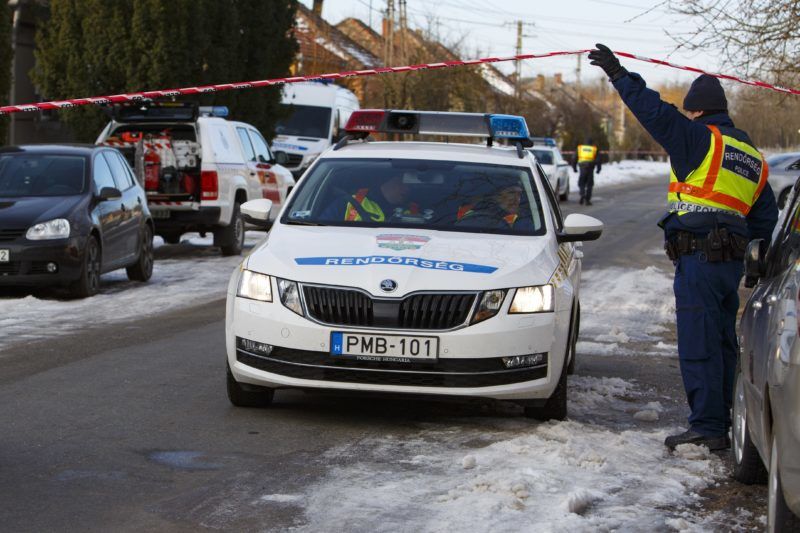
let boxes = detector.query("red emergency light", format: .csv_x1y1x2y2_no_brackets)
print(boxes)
343,110,386,134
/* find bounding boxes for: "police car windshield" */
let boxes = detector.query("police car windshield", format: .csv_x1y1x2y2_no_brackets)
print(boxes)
275,104,332,139
530,149,554,165
282,158,546,236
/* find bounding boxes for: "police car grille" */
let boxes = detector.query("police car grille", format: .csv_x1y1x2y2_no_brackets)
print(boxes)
286,154,304,167
302,286,476,330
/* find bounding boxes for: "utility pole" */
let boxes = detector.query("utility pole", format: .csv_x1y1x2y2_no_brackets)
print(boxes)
384,0,395,66
399,0,407,65
575,54,582,90
506,20,535,99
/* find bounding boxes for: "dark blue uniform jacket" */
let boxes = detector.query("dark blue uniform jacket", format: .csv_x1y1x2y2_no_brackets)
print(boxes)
612,72,778,243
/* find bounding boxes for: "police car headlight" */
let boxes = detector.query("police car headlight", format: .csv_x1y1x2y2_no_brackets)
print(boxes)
509,285,554,314
472,289,507,324
277,278,303,315
26,218,70,240
237,270,272,302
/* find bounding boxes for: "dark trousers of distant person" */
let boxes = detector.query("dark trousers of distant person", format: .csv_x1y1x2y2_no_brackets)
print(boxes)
578,163,596,203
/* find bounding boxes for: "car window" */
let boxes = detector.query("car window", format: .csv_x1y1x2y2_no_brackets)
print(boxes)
0,154,86,197
537,163,563,230
283,158,546,237
207,123,241,164
93,154,116,191
236,127,256,162
529,149,554,166
767,192,800,277
103,151,132,190
119,153,138,188
275,104,332,139
248,129,273,164
789,158,800,171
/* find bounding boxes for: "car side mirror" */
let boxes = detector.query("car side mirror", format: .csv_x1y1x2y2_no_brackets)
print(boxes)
557,213,603,243
744,238,767,288
273,151,289,166
241,199,273,228
97,186,122,201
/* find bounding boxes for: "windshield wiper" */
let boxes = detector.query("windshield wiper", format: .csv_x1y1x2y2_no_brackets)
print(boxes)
285,220,327,226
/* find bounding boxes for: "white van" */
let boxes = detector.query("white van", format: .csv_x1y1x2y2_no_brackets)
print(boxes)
271,82,360,177
96,104,294,255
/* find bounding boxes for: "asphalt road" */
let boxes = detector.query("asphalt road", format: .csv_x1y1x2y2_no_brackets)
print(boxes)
0,177,765,531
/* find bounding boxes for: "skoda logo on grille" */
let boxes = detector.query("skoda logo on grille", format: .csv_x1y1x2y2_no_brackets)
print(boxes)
380,279,398,293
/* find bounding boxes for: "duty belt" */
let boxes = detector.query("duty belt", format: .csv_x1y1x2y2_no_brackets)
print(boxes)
667,201,745,218
665,228,750,262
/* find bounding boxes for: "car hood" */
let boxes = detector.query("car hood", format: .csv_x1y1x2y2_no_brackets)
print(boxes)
247,225,559,296
0,195,83,227
272,136,328,156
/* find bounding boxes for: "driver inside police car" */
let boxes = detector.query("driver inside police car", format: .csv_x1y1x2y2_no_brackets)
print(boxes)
324,174,419,222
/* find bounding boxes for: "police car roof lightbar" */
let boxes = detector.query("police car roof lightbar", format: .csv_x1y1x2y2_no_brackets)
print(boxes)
530,136,557,147
198,106,229,118
343,110,534,151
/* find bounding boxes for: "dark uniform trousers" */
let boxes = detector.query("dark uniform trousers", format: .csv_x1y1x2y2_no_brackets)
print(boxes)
578,163,596,201
674,253,743,436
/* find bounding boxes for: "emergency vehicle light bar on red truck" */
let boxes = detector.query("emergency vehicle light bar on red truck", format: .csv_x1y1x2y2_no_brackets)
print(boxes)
343,110,532,143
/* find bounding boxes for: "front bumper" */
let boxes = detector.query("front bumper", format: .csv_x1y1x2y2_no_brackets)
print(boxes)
226,293,570,401
0,236,85,286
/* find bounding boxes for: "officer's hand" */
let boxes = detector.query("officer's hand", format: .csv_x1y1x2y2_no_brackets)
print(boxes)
588,43,627,81
596,168,601,174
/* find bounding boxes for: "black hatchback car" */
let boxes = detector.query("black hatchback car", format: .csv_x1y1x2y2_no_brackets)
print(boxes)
0,145,154,297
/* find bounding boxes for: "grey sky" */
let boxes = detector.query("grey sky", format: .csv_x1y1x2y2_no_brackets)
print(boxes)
300,0,719,86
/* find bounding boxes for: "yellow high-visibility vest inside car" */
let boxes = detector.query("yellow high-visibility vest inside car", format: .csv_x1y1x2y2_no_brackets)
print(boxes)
577,145,598,163
667,125,768,217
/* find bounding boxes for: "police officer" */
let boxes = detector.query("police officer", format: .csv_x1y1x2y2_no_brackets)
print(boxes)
571,137,602,205
588,43,778,451
323,174,417,222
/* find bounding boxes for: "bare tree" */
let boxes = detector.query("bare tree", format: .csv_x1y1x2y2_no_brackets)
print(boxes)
670,0,800,84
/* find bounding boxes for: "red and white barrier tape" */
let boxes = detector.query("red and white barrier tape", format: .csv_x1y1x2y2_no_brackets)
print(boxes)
1,49,796,115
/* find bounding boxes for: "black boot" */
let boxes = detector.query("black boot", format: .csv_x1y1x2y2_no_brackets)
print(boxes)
664,430,730,451
585,199,593,206
579,196,585,205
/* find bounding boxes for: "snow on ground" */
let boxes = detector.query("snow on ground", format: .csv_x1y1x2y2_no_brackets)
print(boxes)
578,266,676,357
0,232,264,353
289,377,725,532
569,160,669,191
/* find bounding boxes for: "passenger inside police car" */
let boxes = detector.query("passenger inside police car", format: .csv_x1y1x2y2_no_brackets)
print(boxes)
320,173,419,222
455,182,528,230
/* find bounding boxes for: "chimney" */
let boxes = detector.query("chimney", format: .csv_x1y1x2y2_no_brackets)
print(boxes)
554,73,563,85
312,0,323,16
535,74,545,91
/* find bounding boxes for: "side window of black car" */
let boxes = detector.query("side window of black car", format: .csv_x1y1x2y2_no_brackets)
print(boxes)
93,154,116,192
103,151,132,191
768,194,800,277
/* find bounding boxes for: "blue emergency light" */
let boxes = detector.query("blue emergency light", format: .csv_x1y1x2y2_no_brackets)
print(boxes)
530,136,557,147
198,106,229,118
488,115,530,140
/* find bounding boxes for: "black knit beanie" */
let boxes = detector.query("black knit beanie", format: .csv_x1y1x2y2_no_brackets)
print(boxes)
683,74,728,112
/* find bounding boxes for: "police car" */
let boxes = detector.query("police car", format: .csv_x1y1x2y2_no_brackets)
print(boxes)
225,110,603,420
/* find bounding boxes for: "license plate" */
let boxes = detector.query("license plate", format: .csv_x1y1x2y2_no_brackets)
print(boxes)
330,332,438,363
0,249,8,262
150,209,170,219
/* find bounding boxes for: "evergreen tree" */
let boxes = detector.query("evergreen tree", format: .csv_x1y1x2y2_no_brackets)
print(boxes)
0,2,13,144
33,0,297,142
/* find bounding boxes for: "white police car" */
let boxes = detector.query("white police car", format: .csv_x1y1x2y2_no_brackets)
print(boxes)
225,110,603,420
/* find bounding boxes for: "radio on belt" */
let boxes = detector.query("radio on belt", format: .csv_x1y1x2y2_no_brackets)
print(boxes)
341,109,534,155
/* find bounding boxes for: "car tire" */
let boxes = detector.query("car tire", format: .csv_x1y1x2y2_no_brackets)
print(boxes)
161,231,182,245
217,202,244,256
523,358,568,421
731,365,767,484
778,187,792,210
768,434,800,532
567,302,580,375
69,235,101,298
226,363,274,407
559,179,569,202
126,225,154,282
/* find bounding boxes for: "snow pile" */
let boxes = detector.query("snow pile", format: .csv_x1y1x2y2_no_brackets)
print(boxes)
578,266,675,356
569,159,669,190
295,377,725,532
0,233,264,352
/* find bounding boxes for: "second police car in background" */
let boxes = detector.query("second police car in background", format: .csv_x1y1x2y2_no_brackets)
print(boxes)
528,137,571,202
225,110,603,420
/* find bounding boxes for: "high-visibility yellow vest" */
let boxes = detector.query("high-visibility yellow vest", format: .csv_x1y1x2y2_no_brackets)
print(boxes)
667,125,768,217
344,188,385,222
577,145,598,163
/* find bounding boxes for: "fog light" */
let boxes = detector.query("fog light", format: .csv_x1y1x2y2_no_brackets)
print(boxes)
46,262,58,273
236,337,273,356
502,353,547,369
